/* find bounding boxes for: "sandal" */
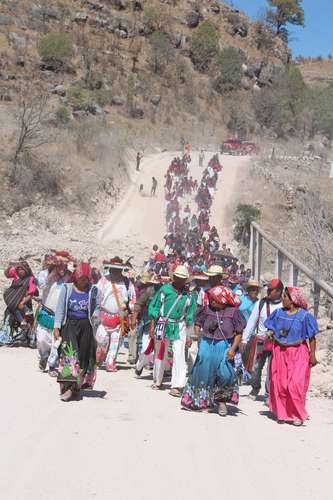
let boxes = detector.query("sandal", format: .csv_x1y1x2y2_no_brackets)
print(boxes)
218,402,228,417
60,389,73,402
169,388,182,398
151,383,161,390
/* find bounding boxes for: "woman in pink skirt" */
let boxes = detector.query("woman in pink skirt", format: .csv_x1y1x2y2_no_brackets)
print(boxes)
264,287,319,426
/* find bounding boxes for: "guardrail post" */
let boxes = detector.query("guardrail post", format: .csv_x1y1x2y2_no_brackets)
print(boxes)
289,263,299,286
255,233,263,281
276,250,283,280
314,283,321,318
250,225,256,278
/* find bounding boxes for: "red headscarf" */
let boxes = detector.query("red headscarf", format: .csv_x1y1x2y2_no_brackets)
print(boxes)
286,287,308,310
73,263,92,283
208,286,241,307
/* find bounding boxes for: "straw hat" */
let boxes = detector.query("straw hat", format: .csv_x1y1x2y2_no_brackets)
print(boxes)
245,279,261,289
192,272,209,281
173,265,190,279
205,264,228,277
148,274,161,285
139,271,153,285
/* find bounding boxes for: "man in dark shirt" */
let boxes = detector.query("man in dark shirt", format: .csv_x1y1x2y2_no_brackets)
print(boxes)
136,152,142,171
133,273,158,375
151,177,158,197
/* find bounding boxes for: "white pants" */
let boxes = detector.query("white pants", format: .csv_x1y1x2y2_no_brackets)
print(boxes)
136,333,152,371
36,324,52,363
153,323,187,388
127,328,137,362
95,324,121,368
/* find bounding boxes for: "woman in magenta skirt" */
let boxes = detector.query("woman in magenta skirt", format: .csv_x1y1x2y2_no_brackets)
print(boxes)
265,287,319,426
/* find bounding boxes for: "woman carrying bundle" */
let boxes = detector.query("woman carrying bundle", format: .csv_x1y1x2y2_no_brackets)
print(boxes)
54,263,99,402
181,286,246,416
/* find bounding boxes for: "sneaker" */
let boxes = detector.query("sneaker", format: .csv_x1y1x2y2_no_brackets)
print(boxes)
218,402,228,417
248,389,259,401
135,367,143,378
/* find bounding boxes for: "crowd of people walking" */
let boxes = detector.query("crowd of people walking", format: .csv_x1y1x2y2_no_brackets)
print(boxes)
0,151,319,425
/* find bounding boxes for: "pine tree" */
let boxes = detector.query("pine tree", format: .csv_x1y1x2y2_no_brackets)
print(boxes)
266,0,304,41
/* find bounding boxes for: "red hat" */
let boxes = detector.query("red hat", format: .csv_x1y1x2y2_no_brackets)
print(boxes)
268,279,283,291
73,263,92,282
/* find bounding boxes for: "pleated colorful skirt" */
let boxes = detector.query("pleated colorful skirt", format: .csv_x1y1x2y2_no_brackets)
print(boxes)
181,337,236,411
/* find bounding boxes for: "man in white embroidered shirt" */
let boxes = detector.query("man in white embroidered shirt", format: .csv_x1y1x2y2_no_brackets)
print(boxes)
241,279,283,403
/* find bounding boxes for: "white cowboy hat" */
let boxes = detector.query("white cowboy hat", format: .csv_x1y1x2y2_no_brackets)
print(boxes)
245,279,261,289
204,265,224,277
173,265,190,279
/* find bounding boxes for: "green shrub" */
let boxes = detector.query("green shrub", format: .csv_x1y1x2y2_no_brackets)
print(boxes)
306,85,333,140
38,33,74,62
56,106,71,125
67,86,93,111
190,20,218,72
252,67,306,136
94,89,113,107
149,31,173,74
214,47,244,93
233,204,261,247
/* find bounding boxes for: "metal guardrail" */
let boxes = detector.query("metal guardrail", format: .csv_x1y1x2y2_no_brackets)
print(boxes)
250,222,333,317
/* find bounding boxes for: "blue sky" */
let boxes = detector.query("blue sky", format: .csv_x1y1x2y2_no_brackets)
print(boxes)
229,0,332,57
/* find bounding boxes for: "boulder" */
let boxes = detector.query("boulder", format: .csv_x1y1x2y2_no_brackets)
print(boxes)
86,0,104,10
130,106,144,119
111,96,125,106
29,6,61,21
272,39,291,65
209,4,221,14
186,10,201,29
136,21,152,36
150,95,161,106
74,12,89,23
225,12,248,37
90,104,104,115
172,32,188,49
90,16,109,28
240,77,251,90
132,1,143,11
111,0,128,10
72,110,88,119
51,85,66,96
0,15,14,26
115,28,128,38
0,92,12,102
16,56,25,67
257,62,282,87
9,32,27,50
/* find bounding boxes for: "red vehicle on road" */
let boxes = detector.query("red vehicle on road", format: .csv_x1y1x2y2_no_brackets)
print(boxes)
221,139,258,156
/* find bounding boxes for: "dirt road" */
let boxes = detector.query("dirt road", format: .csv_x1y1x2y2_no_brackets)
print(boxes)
99,151,248,265
1,151,332,500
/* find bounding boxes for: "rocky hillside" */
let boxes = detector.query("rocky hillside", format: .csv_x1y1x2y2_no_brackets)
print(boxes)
0,0,292,218
0,0,289,134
